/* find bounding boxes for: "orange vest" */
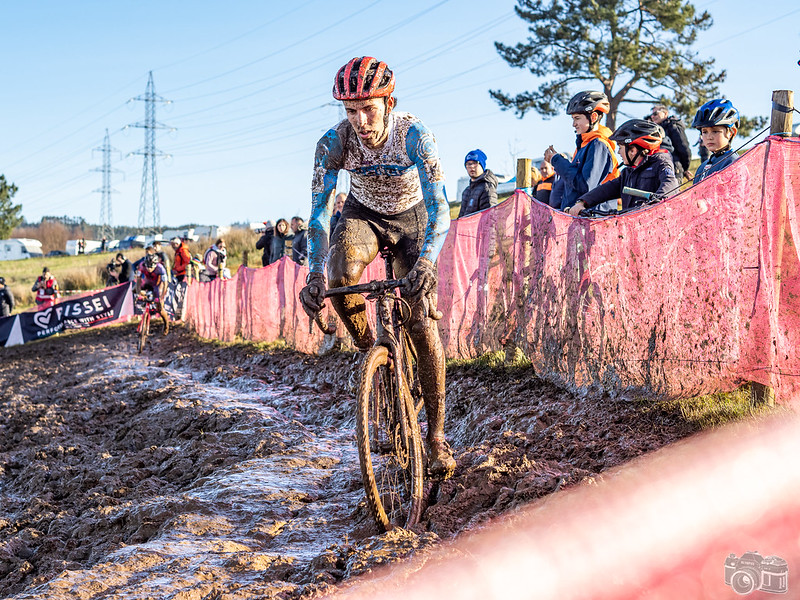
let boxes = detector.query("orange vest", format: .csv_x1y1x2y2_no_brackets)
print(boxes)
574,125,620,185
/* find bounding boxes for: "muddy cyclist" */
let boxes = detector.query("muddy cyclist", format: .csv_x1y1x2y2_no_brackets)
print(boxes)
299,56,456,477
135,252,170,336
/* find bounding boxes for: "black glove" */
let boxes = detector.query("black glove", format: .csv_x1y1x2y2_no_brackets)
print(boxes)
404,257,437,297
299,272,326,318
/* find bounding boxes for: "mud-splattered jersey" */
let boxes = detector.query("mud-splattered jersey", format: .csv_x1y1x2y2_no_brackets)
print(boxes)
137,263,167,288
308,111,450,275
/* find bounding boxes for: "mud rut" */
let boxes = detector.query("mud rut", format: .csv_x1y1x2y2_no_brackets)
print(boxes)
0,324,696,599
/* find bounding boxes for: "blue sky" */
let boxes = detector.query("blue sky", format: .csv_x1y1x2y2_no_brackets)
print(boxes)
3,0,799,229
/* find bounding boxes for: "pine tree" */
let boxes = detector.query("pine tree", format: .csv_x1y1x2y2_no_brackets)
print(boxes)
491,0,726,129
0,175,22,239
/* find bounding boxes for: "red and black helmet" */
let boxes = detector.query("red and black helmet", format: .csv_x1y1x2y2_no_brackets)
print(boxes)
610,119,665,152
332,57,395,101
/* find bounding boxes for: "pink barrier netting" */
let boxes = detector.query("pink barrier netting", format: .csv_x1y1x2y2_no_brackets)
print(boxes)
186,138,800,405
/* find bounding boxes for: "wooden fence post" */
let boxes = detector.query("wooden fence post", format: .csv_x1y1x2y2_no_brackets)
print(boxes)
516,158,532,193
770,90,794,136
751,91,793,407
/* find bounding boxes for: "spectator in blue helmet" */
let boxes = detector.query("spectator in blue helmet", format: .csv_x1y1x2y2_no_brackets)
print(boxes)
458,149,498,218
691,99,739,186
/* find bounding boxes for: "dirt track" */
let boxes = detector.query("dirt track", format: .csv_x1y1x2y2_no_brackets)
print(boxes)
0,324,696,598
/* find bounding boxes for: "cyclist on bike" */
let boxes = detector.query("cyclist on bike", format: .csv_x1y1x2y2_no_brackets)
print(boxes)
299,56,456,478
135,252,170,335
568,119,678,216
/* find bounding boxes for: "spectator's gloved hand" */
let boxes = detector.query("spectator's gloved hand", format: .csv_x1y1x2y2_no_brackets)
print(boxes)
568,200,586,217
404,257,437,297
299,272,326,318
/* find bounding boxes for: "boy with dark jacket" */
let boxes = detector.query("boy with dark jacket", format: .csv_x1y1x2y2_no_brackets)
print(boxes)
458,149,498,218
691,99,740,186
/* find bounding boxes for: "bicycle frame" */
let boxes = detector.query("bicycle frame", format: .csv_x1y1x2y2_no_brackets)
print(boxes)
325,249,413,403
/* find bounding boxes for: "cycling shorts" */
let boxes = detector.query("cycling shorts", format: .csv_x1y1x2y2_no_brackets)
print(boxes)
331,196,426,274
142,282,161,301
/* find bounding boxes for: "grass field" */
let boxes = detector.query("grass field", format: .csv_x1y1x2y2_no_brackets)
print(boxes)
0,228,259,311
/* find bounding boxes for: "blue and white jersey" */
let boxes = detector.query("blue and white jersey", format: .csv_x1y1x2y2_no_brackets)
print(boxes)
308,111,449,274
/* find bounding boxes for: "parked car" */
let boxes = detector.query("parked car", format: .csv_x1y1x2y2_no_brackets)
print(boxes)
46,250,69,257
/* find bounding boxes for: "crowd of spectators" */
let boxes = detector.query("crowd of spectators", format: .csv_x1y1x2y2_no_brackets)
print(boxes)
255,216,309,267
455,92,742,220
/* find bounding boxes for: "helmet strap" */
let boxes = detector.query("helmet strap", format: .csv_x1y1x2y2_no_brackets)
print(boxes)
625,145,648,168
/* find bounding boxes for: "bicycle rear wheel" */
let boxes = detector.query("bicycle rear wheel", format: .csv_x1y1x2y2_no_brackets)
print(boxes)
137,311,150,354
356,345,424,531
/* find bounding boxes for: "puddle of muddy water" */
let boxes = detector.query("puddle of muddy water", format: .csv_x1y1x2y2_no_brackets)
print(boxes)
2,352,373,599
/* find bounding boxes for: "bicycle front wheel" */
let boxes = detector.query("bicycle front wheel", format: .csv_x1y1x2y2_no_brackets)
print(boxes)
138,311,150,354
356,345,424,531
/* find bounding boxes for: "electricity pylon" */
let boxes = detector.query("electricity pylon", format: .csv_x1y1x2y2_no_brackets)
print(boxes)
92,128,122,241
127,71,173,233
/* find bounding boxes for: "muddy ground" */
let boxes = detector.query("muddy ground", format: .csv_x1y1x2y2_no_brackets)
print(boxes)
0,324,696,599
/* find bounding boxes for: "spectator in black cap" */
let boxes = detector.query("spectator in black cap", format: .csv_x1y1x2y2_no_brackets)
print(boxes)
649,105,692,182
115,253,135,283
458,148,498,218
255,221,274,267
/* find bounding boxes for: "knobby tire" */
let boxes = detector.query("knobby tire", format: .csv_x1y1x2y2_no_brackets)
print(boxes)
356,345,424,531
138,310,150,354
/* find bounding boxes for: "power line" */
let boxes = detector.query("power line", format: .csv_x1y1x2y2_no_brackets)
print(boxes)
162,0,386,96
152,0,319,74
698,7,800,49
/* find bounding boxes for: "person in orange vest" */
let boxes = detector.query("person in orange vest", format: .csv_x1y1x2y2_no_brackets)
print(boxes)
535,158,559,207
32,267,60,309
170,237,192,283
543,90,620,213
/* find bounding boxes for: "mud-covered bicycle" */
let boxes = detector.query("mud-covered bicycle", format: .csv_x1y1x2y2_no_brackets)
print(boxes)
135,290,159,354
314,248,429,531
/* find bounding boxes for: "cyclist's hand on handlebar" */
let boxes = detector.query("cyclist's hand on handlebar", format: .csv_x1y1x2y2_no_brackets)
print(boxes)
404,257,437,297
299,272,326,318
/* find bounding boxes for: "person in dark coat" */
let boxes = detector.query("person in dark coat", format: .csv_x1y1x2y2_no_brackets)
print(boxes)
290,216,308,265
105,261,120,286
650,105,691,182
152,240,171,281
568,119,678,215
255,221,274,267
115,253,135,282
269,219,293,264
458,149,498,218
0,278,14,317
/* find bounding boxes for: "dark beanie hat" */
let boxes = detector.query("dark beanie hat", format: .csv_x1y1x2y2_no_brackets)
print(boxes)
464,149,487,170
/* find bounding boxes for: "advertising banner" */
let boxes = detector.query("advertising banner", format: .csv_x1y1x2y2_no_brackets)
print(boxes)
3,282,135,347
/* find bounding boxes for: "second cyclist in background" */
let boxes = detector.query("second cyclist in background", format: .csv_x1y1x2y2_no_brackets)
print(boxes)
299,56,456,478
135,252,170,335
